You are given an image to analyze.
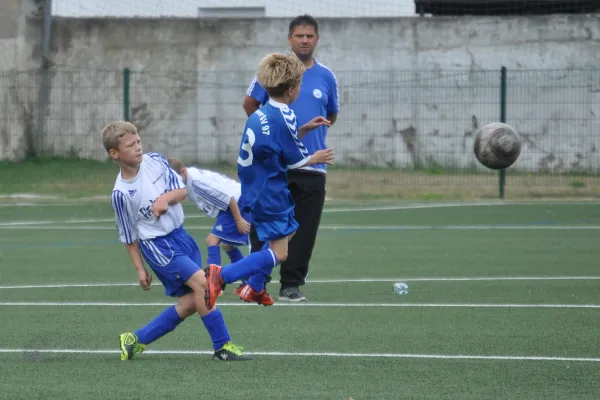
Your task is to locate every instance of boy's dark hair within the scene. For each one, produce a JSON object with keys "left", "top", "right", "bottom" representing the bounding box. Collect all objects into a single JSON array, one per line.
[{"left": 288, "top": 14, "right": 319, "bottom": 36}]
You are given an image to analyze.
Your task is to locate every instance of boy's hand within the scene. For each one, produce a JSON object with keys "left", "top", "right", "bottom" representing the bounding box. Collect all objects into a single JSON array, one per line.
[
  {"left": 311, "top": 148, "right": 336, "bottom": 165},
  {"left": 236, "top": 218, "right": 251, "bottom": 234},
  {"left": 137, "top": 268, "right": 152, "bottom": 291},
  {"left": 152, "top": 197, "right": 169, "bottom": 218},
  {"left": 301, "top": 116, "right": 331, "bottom": 132}
]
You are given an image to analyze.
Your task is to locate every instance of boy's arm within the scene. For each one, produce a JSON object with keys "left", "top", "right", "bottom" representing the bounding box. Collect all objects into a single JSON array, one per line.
[
  {"left": 297, "top": 125, "right": 311, "bottom": 140},
  {"left": 160, "top": 188, "right": 188, "bottom": 205},
  {"left": 228, "top": 197, "right": 250, "bottom": 233},
  {"left": 281, "top": 122, "right": 334, "bottom": 168},
  {"left": 125, "top": 241, "right": 152, "bottom": 290},
  {"left": 147, "top": 152, "right": 188, "bottom": 217},
  {"left": 300, "top": 149, "right": 335, "bottom": 166},
  {"left": 298, "top": 117, "right": 332, "bottom": 140},
  {"left": 228, "top": 197, "right": 243, "bottom": 222},
  {"left": 112, "top": 190, "right": 151, "bottom": 290},
  {"left": 152, "top": 188, "right": 187, "bottom": 218}
]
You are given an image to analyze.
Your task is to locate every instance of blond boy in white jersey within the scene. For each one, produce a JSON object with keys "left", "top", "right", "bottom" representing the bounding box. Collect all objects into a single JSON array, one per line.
[{"left": 103, "top": 121, "right": 252, "bottom": 361}]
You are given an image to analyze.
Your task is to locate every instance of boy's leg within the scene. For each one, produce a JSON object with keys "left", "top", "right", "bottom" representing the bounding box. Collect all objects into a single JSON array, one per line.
[
  {"left": 183, "top": 232, "right": 252, "bottom": 361},
  {"left": 184, "top": 267, "right": 251, "bottom": 361},
  {"left": 223, "top": 244, "right": 245, "bottom": 264},
  {"left": 121, "top": 234, "right": 250, "bottom": 361},
  {"left": 206, "top": 233, "right": 222, "bottom": 267},
  {"left": 221, "top": 244, "right": 247, "bottom": 294},
  {"left": 246, "top": 241, "right": 278, "bottom": 292},
  {"left": 237, "top": 215, "right": 298, "bottom": 305},
  {"left": 118, "top": 255, "right": 191, "bottom": 361},
  {"left": 205, "top": 247, "right": 277, "bottom": 308},
  {"left": 211, "top": 209, "right": 248, "bottom": 266}
]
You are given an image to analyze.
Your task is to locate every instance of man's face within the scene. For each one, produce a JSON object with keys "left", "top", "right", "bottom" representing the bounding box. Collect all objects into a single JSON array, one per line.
[{"left": 288, "top": 24, "right": 319, "bottom": 60}]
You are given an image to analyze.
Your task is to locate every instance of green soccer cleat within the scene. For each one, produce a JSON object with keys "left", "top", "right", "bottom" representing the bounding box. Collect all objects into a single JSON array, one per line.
[
  {"left": 213, "top": 342, "right": 253, "bottom": 361},
  {"left": 118, "top": 332, "right": 146, "bottom": 361}
]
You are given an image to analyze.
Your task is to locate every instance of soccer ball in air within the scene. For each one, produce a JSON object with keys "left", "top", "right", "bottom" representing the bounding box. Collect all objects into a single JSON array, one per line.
[{"left": 473, "top": 122, "right": 522, "bottom": 170}]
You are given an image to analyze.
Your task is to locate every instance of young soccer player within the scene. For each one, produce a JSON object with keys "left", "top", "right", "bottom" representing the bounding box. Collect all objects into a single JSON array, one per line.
[
  {"left": 167, "top": 158, "right": 250, "bottom": 273},
  {"left": 204, "top": 53, "right": 335, "bottom": 307},
  {"left": 103, "top": 121, "right": 252, "bottom": 361}
]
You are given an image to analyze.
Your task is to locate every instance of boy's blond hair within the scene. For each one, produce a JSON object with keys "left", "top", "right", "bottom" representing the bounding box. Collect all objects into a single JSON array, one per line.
[
  {"left": 167, "top": 157, "right": 186, "bottom": 172},
  {"left": 101, "top": 121, "right": 138, "bottom": 153},
  {"left": 256, "top": 53, "right": 306, "bottom": 98}
]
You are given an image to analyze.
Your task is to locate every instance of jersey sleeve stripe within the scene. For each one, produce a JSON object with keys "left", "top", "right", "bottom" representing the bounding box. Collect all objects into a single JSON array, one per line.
[
  {"left": 148, "top": 152, "right": 184, "bottom": 190},
  {"left": 281, "top": 109, "right": 310, "bottom": 158},
  {"left": 288, "top": 156, "right": 311, "bottom": 170},
  {"left": 194, "top": 181, "right": 232, "bottom": 205},
  {"left": 111, "top": 190, "right": 133, "bottom": 244},
  {"left": 167, "top": 168, "right": 183, "bottom": 190},
  {"left": 333, "top": 74, "right": 340, "bottom": 111},
  {"left": 192, "top": 182, "right": 229, "bottom": 210},
  {"left": 246, "top": 76, "right": 257, "bottom": 96}
]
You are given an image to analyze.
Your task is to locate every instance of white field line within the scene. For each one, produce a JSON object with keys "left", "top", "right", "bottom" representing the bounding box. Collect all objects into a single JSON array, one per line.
[
  {"left": 0, "top": 202, "right": 475, "bottom": 226},
  {"left": 0, "top": 301, "right": 598, "bottom": 309},
  {"left": 0, "top": 348, "right": 598, "bottom": 362},
  {"left": 1, "top": 200, "right": 598, "bottom": 228},
  {"left": 0, "top": 276, "right": 599, "bottom": 290},
  {"left": 1, "top": 199, "right": 598, "bottom": 208},
  {"left": 0, "top": 200, "right": 503, "bottom": 209},
  {"left": 2, "top": 224, "right": 600, "bottom": 230}
]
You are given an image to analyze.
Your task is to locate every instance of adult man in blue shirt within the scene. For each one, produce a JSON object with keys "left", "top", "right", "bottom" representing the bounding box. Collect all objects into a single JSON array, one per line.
[{"left": 242, "top": 14, "right": 340, "bottom": 302}]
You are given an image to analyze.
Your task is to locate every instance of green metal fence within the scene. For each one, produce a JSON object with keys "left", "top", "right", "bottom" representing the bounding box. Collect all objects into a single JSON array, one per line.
[{"left": 0, "top": 67, "right": 598, "bottom": 200}]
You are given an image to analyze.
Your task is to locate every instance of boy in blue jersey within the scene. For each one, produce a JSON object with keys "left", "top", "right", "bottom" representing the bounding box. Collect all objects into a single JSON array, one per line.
[
  {"left": 204, "top": 53, "right": 335, "bottom": 307},
  {"left": 243, "top": 15, "right": 339, "bottom": 302},
  {"left": 102, "top": 121, "right": 252, "bottom": 361}
]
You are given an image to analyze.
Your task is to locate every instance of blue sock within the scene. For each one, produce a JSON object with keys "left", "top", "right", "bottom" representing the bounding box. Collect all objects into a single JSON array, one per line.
[
  {"left": 135, "top": 305, "right": 183, "bottom": 345},
  {"left": 248, "top": 248, "right": 278, "bottom": 292},
  {"left": 226, "top": 248, "right": 244, "bottom": 264},
  {"left": 226, "top": 248, "right": 246, "bottom": 283},
  {"left": 207, "top": 245, "right": 221, "bottom": 266},
  {"left": 220, "top": 250, "right": 277, "bottom": 284},
  {"left": 201, "top": 308, "right": 231, "bottom": 351}
]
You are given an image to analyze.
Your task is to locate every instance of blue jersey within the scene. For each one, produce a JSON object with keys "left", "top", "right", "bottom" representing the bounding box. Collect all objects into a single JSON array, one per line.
[
  {"left": 237, "top": 99, "right": 311, "bottom": 222},
  {"left": 246, "top": 59, "right": 339, "bottom": 174}
]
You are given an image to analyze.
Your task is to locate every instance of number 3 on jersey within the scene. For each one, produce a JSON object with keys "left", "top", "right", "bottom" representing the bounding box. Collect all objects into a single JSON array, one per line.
[{"left": 238, "top": 127, "right": 255, "bottom": 167}]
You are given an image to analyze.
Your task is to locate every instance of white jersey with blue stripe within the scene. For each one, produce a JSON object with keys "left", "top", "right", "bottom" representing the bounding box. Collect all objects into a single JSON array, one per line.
[
  {"left": 185, "top": 167, "right": 241, "bottom": 218},
  {"left": 111, "top": 152, "right": 185, "bottom": 244}
]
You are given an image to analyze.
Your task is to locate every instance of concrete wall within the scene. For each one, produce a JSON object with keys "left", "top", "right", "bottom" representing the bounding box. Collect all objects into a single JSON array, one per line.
[
  {"left": 0, "top": 0, "right": 45, "bottom": 161},
  {"left": 2, "top": 11, "right": 600, "bottom": 172}
]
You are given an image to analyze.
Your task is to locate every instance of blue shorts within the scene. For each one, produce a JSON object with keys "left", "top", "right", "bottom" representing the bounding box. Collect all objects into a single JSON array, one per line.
[
  {"left": 210, "top": 209, "right": 252, "bottom": 246},
  {"left": 138, "top": 226, "right": 201, "bottom": 298},
  {"left": 254, "top": 212, "right": 299, "bottom": 242}
]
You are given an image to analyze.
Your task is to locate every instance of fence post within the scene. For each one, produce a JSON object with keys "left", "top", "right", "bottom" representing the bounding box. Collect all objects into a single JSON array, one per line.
[
  {"left": 123, "top": 68, "right": 130, "bottom": 121},
  {"left": 499, "top": 66, "right": 507, "bottom": 199}
]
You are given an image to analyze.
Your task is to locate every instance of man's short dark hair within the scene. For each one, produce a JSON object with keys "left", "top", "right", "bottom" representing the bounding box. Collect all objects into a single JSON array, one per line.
[{"left": 288, "top": 14, "right": 319, "bottom": 36}]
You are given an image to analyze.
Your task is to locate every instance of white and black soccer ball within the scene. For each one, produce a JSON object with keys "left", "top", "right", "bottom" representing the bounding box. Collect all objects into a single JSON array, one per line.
[{"left": 473, "top": 122, "right": 522, "bottom": 170}]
